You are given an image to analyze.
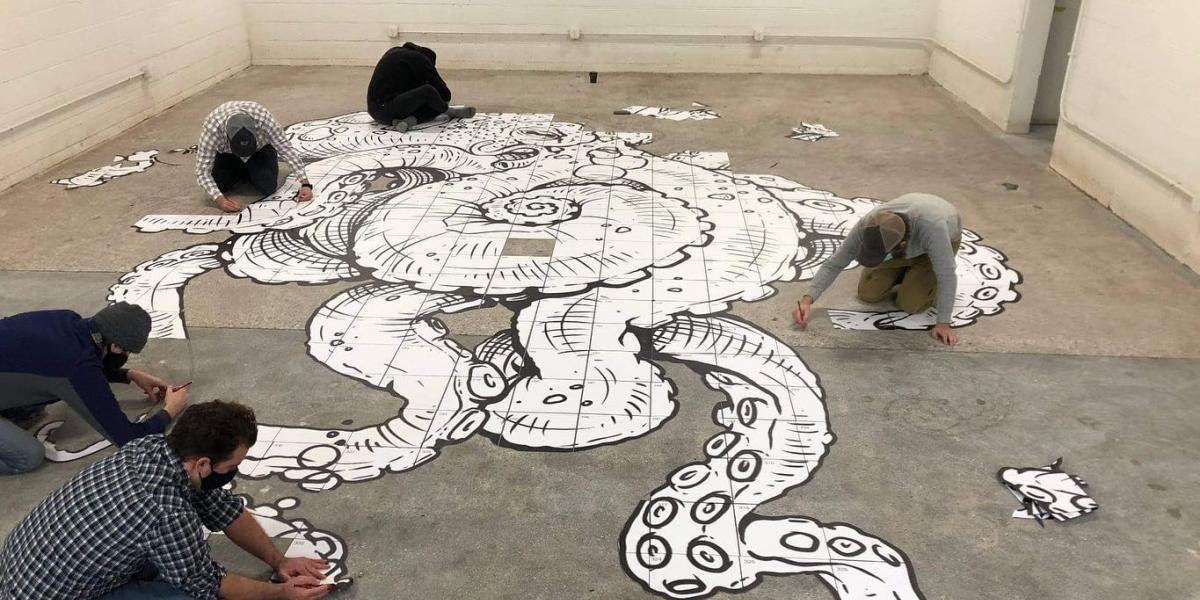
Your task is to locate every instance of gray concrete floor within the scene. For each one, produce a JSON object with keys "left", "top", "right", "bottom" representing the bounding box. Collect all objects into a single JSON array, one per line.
[{"left": 2, "top": 68, "right": 1199, "bottom": 599}]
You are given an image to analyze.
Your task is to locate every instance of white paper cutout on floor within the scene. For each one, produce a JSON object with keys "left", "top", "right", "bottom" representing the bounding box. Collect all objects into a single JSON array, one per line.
[
  {"left": 999, "top": 459, "right": 1098, "bottom": 525},
  {"left": 51, "top": 146, "right": 200, "bottom": 189},
  {"left": 89, "top": 110, "right": 1023, "bottom": 600},
  {"left": 204, "top": 486, "right": 352, "bottom": 585},
  {"left": 617, "top": 106, "right": 721, "bottom": 121},
  {"left": 788, "top": 123, "right": 839, "bottom": 142},
  {"left": 662, "top": 151, "right": 730, "bottom": 172}
]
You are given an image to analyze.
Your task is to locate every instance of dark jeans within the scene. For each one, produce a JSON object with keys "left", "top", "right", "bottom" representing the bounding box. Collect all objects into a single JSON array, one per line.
[
  {"left": 96, "top": 566, "right": 189, "bottom": 600},
  {"left": 212, "top": 144, "right": 279, "bottom": 196},
  {"left": 369, "top": 84, "right": 447, "bottom": 124}
]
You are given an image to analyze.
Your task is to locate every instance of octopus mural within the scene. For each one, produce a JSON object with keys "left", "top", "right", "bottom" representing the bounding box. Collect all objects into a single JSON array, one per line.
[{"left": 90, "top": 111, "right": 1023, "bottom": 599}]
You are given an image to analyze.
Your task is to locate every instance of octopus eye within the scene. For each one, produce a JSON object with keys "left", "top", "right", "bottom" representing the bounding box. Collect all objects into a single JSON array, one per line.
[
  {"left": 670, "top": 464, "right": 712, "bottom": 489},
  {"left": 643, "top": 498, "right": 679, "bottom": 528},
  {"left": 727, "top": 450, "right": 762, "bottom": 482},
  {"left": 780, "top": 531, "right": 820, "bottom": 552},
  {"left": 828, "top": 536, "right": 866, "bottom": 557},
  {"left": 636, "top": 534, "right": 671, "bottom": 569},
  {"left": 686, "top": 539, "right": 732, "bottom": 573},
  {"left": 703, "top": 432, "right": 741, "bottom": 458},
  {"left": 691, "top": 493, "right": 731, "bottom": 525},
  {"left": 736, "top": 398, "right": 760, "bottom": 427}
]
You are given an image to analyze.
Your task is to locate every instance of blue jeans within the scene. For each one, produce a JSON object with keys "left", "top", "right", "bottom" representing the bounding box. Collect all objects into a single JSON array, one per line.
[
  {"left": 95, "top": 579, "right": 193, "bottom": 600},
  {"left": 0, "top": 417, "right": 44, "bottom": 475}
]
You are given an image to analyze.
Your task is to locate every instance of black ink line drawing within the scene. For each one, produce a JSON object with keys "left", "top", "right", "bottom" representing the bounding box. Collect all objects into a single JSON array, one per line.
[
  {"left": 616, "top": 106, "right": 721, "bottom": 121},
  {"left": 51, "top": 146, "right": 201, "bottom": 188},
  {"left": 788, "top": 123, "right": 839, "bottom": 142},
  {"left": 999, "top": 458, "right": 1098, "bottom": 524},
  {"left": 51, "top": 111, "right": 1022, "bottom": 599}
]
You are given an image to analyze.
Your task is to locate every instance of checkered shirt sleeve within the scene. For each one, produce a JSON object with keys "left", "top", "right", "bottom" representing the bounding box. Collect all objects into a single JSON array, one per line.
[
  {"left": 142, "top": 499, "right": 228, "bottom": 600},
  {"left": 194, "top": 101, "right": 307, "bottom": 201},
  {"left": 0, "top": 436, "right": 245, "bottom": 600}
]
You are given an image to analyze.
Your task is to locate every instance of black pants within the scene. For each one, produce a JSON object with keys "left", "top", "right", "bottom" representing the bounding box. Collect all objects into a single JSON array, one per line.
[
  {"left": 212, "top": 144, "right": 279, "bottom": 196},
  {"left": 369, "top": 84, "right": 447, "bottom": 125}
]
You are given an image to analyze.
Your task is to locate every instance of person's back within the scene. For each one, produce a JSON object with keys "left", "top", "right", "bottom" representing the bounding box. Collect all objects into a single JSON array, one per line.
[
  {"left": 366, "top": 42, "right": 472, "bottom": 128},
  {"left": 367, "top": 45, "right": 437, "bottom": 108},
  {"left": 0, "top": 310, "right": 105, "bottom": 421}
]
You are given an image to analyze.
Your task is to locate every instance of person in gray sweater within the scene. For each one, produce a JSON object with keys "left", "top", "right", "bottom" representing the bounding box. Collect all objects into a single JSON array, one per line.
[{"left": 794, "top": 193, "right": 963, "bottom": 346}]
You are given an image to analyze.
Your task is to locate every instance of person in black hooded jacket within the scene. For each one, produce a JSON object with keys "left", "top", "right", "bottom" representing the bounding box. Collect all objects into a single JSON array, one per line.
[{"left": 367, "top": 42, "right": 476, "bottom": 131}]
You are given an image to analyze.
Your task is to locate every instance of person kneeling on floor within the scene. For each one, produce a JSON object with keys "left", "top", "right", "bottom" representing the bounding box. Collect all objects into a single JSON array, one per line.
[
  {"left": 367, "top": 42, "right": 476, "bottom": 131},
  {"left": 0, "top": 400, "right": 332, "bottom": 600},
  {"left": 793, "top": 193, "right": 963, "bottom": 346},
  {"left": 196, "top": 100, "right": 315, "bottom": 213},
  {"left": 0, "top": 303, "right": 188, "bottom": 475}
]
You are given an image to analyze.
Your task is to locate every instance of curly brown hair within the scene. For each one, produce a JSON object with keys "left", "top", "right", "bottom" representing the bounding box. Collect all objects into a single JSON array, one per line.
[{"left": 166, "top": 400, "right": 258, "bottom": 463}]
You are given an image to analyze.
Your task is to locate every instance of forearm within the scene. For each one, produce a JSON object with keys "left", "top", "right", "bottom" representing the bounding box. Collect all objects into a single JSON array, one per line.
[
  {"left": 224, "top": 510, "right": 285, "bottom": 571},
  {"left": 196, "top": 157, "right": 222, "bottom": 201},
  {"left": 220, "top": 572, "right": 287, "bottom": 600},
  {"left": 804, "top": 263, "right": 839, "bottom": 302},
  {"left": 933, "top": 266, "right": 957, "bottom": 323}
]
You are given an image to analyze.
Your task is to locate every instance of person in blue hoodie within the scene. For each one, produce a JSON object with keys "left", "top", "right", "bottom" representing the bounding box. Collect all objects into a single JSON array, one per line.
[{"left": 0, "top": 303, "right": 189, "bottom": 474}]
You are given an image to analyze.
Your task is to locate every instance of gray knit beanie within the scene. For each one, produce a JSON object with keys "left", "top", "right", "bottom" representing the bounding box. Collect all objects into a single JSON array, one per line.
[{"left": 90, "top": 303, "right": 152, "bottom": 353}]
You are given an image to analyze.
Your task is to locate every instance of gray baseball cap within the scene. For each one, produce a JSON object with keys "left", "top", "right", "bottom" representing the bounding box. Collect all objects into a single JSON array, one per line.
[{"left": 225, "top": 112, "right": 258, "bottom": 159}]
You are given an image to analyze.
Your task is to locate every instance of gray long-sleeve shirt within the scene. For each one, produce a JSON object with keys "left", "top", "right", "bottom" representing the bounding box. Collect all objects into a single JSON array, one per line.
[{"left": 806, "top": 193, "right": 962, "bottom": 324}]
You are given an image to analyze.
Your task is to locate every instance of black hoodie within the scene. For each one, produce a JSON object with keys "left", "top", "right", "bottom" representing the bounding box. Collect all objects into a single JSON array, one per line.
[{"left": 367, "top": 42, "right": 452, "bottom": 107}]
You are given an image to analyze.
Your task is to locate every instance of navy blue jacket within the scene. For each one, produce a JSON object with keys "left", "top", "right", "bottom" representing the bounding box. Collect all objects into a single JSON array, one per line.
[{"left": 0, "top": 310, "right": 168, "bottom": 444}]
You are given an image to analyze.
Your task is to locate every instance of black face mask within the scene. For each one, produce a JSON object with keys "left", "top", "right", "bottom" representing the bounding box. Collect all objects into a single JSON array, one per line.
[
  {"left": 101, "top": 347, "right": 128, "bottom": 376},
  {"left": 200, "top": 467, "right": 239, "bottom": 491}
]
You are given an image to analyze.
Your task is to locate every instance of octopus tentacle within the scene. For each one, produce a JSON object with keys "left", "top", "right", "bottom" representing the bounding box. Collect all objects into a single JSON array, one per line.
[
  {"left": 108, "top": 243, "right": 223, "bottom": 339},
  {"left": 481, "top": 289, "right": 677, "bottom": 450},
  {"left": 242, "top": 282, "right": 507, "bottom": 491},
  {"left": 621, "top": 314, "right": 923, "bottom": 600}
]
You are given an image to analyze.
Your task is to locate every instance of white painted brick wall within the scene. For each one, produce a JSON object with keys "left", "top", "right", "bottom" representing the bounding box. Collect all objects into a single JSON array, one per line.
[
  {"left": 241, "top": 0, "right": 937, "bottom": 72},
  {"left": 0, "top": 0, "right": 251, "bottom": 191},
  {"left": 1051, "top": 0, "right": 1199, "bottom": 272}
]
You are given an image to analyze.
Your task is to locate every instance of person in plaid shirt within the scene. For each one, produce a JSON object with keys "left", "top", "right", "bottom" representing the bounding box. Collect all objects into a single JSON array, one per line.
[
  {"left": 195, "top": 100, "right": 314, "bottom": 214},
  {"left": 0, "top": 401, "right": 331, "bottom": 600}
]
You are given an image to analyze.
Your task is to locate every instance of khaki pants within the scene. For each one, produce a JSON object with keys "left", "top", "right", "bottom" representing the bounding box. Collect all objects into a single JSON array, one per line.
[{"left": 856, "top": 242, "right": 959, "bottom": 314}]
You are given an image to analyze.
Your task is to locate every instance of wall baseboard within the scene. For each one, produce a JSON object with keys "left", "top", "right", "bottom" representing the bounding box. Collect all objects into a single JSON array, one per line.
[{"left": 1051, "top": 120, "right": 1198, "bottom": 273}]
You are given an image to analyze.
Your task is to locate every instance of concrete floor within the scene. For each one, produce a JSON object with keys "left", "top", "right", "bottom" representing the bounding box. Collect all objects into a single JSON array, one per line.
[{"left": 2, "top": 67, "right": 1199, "bottom": 599}]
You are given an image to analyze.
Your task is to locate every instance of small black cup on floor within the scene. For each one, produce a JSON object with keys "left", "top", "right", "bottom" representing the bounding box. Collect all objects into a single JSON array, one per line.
[{"left": 589, "top": 71, "right": 598, "bottom": 84}]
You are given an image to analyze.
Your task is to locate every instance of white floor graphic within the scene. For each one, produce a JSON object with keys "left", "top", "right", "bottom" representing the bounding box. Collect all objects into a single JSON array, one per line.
[
  {"left": 51, "top": 147, "right": 197, "bottom": 189},
  {"left": 48, "top": 111, "right": 1023, "bottom": 599},
  {"left": 788, "top": 123, "right": 839, "bottom": 142},
  {"left": 616, "top": 106, "right": 721, "bottom": 121}
]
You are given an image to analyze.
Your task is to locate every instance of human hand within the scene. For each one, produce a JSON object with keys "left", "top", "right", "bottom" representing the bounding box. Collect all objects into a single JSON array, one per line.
[
  {"left": 282, "top": 576, "right": 331, "bottom": 600},
  {"left": 276, "top": 557, "right": 330, "bottom": 582},
  {"left": 217, "top": 195, "right": 242, "bottom": 213},
  {"left": 296, "top": 184, "right": 314, "bottom": 202},
  {"left": 128, "top": 370, "right": 168, "bottom": 403},
  {"left": 163, "top": 385, "right": 189, "bottom": 419},
  {"left": 931, "top": 323, "right": 958, "bottom": 346},
  {"left": 792, "top": 296, "right": 814, "bottom": 329}
]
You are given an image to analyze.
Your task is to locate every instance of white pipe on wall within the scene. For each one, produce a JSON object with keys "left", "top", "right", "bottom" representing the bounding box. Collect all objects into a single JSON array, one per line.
[
  {"left": 929, "top": 0, "right": 1032, "bottom": 85},
  {"left": 1055, "top": 0, "right": 1195, "bottom": 211},
  {"left": 0, "top": 69, "right": 147, "bottom": 138}
]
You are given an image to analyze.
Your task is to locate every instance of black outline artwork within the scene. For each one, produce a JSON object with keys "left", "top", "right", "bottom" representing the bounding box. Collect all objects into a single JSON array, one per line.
[
  {"left": 998, "top": 458, "right": 1098, "bottom": 524},
  {"left": 50, "top": 147, "right": 198, "bottom": 189},
  {"left": 616, "top": 106, "right": 721, "bottom": 121},
  {"left": 787, "top": 123, "right": 839, "bottom": 142},
  {"left": 57, "top": 111, "right": 1022, "bottom": 599}
]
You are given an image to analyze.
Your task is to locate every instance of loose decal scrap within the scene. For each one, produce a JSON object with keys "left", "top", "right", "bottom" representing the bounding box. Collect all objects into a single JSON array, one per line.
[
  {"left": 788, "top": 123, "right": 839, "bottom": 142},
  {"left": 616, "top": 106, "right": 721, "bottom": 121},
  {"left": 41, "top": 111, "right": 1024, "bottom": 598},
  {"left": 51, "top": 147, "right": 199, "bottom": 189},
  {"left": 999, "top": 458, "right": 1098, "bottom": 525}
]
